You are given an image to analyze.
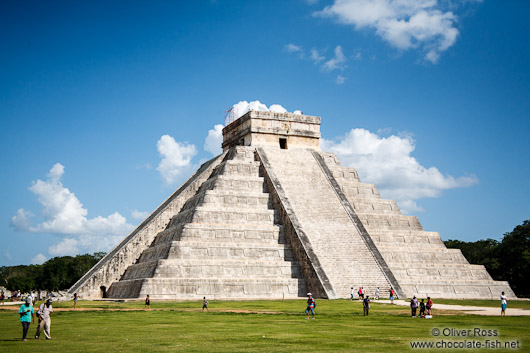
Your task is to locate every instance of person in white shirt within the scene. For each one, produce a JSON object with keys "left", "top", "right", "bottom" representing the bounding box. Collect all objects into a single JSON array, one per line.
[
  {"left": 35, "top": 299, "right": 53, "bottom": 339},
  {"left": 500, "top": 292, "right": 507, "bottom": 317}
]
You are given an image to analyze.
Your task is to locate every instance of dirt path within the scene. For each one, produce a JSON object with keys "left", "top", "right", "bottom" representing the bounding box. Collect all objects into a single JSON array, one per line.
[{"left": 375, "top": 299, "right": 530, "bottom": 316}]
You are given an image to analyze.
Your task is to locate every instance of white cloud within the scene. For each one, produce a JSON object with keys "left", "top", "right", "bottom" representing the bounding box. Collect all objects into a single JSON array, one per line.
[
  {"left": 323, "top": 45, "right": 346, "bottom": 71},
  {"left": 289, "top": 45, "right": 348, "bottom": 83},
  {"left": 230, "top": 101, "right": 300, "bottom": 119},
  {"left": 131, "top": 209, "right": 150, "bottom": 220},
  {"left": 10, "top": 208, "right": 34, "bottom": 231},
  {"left": 315, "top": 0, "right": 461, "bottom": 63},
  {"left": 11, "top": 163, "right": 135, "bottom": 257},
  {"left": 321, "top": 128, "right": 478, "bottom": 213},
  {"left": 285, "top": 43, "right": 303, "bottom": 53},
  {"left": 48, "top": 238, "right": 79, "bottom": 257},
  {"left": 48, "top": 234, "right": 123, "bottom": 257},
  {"left": 310, "top": 48, "right": 325, "bottom": 64},
  {"left": 30, "top": 253, "right": 47, "bottom": 265},
  {"left": 204, "top": 124, "right": 224, "bottom": 156},
  {"left": 157, "top": 135, "right": 197, "bottom": 184}
]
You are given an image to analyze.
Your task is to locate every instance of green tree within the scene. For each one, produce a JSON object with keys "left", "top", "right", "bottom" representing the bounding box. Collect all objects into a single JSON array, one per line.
[
  {"left": 445, "top": 220, "right": 530, "bottom": 297},
  {"left": 497, "top": 220, "right": 530, "bottom": 296}
]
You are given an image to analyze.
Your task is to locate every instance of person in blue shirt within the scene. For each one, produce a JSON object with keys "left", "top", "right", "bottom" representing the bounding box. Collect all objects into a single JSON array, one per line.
[
  {"left": 18, "top": 297, "right": 34, "bottom": 341},
  {"left": 305, "top": 293, "right": 316, "bottom": 320},
  {"left": 363, "top": 295, "right": 371, "bottom": 316}
]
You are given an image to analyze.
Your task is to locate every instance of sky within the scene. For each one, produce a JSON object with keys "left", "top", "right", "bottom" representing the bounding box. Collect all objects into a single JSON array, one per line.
[{"left": 1, "top": 0, "right": 529, "bottom": 266}]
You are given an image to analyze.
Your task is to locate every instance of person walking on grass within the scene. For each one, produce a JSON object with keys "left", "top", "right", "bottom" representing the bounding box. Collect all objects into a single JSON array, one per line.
[
  {"left": 375, "top": 287, "right": 380, "bottom": 300},
  {"left": 18, "top": 297, "right": 34, "bottom": 341},
  {"left": 350, "top": 287, "right": 354, "bottom": 301},
  {"left": 202, "top": 297, "right": 209, "bottom": 312},
  {"left": 35, "top": 298, "right": 53, "bottom": 339},
  {"left": 363, "top": 295, "right": 371, "bottom": 316},
  {"left": 419, "top": 299, "right": 426, "bottom": 318},
  {"left": 500, "top": 292, "right": 507, "bottom": 316},
  {"left": 145, "top": 295, "right": 150, "bottom": 310},
  {"left": 410, "top": 296, "right": 418, "bottom": 317},
  {"left": 389, "top": 288, "right": 395, "bottom": 304},
  {"left": 73, "top": 293, "right": 78, "bottom": 310},
  {"left": 305, "top": 293, "right": 316, "bottom": 320}
]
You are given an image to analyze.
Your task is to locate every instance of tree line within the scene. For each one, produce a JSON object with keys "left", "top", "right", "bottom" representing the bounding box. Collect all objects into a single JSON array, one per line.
[
  {"left": 445, "top": 220, "right": 530, "bottom": 297},
  {"left": 0, "top": 252, "right": 105, "bottom": 293}
]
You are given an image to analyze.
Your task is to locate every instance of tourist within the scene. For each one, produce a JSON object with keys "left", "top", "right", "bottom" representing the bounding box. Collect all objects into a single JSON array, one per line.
[
  {"left": 389, "top": 288, "right": 395, "bottom": 304},
  {"left": 375, "top": 287, "right": 380, "bottom": 300},
  {"left": 419, "top": 299, "right": 426, "bottom": 318},
  {"left": 363, "top": 295, "right": 370, "bottom": 316},
  {"left": 500, "top": 291, "right": 507, "bottom": 316},
  {"left": 1, "top": 290, "right": 4, "bottom": 305},
  {"left": 35, "top": 298, "right": 53, "bottom": 339},
  {"left": 305, "top": 293, "right": 316, "bottom": 320},
  {"left": 350, "top": 287, "right": 354, "bottom": 301},
  {"left": 410, "top": 296, "right": 418, "bottom": 317},
  {"left": 74, "top": 293, "right": 78, "bottom": 310},
  {"left": 359, "top": 286, "right": 364, "bottom": 300},
  {"left": 426, "top": 297, "right": 433, "bottom": 316},
  {"left": 145, "top": 295, "right": 150, "bottom": 310},
  {"left": 18, "top": 297, "right": 34, "bottom": 341},
  {"left": 202, "top": 297, "right": 209, "bottom": 311}
]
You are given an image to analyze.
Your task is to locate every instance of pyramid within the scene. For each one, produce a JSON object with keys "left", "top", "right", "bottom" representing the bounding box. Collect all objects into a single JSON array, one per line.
[{"left": 70, "top": 111, "right": 515, "bottom": 299}]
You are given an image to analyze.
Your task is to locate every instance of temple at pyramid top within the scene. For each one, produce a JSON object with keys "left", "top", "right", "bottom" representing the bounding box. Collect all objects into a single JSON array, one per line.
[{"left": 222, "top": 111, "right": 321, "bottom": 151}]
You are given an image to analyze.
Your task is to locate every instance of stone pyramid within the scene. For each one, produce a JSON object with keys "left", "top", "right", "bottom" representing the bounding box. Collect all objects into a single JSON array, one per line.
[{"left": 70, "top": 111, "right": 515, "bottom": 300}]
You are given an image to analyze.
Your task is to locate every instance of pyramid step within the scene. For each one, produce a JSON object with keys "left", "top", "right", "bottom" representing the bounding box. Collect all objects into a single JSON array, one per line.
[
  {"left": 200, "top": 174, "right": 266, "bottom": 193},
  {"left": 139, "top": 277, "right": 306, "bottom": 299},
  {"left": 167, "top": 242, "right": 294, "bottom": 261},
  {"left": 180, "top": 223, "right": 283, "bottom": 243},
  {"left": 216, "top": 159, "right": 261, "bottom": 176},
  {"left": 169, "top": 207, "right": 278, "bottom": 227},
  {"left": 153, "top": 260, "right": 301, "bottom": 279}
]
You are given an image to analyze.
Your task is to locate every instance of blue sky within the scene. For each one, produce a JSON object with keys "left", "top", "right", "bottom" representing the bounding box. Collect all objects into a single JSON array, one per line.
[{"left": 1, "top": 0, "right": 529, "bottom": 266}]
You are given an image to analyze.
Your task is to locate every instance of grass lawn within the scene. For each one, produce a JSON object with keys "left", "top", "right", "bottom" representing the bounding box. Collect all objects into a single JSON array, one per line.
[{"left": 1, "top": 299, "right": 528, "bottom": 352}]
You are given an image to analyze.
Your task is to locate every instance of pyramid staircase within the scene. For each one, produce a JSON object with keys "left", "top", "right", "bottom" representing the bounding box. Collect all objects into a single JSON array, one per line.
[{"left": 320, "top": 152, "right": 516, "bottom": 299}]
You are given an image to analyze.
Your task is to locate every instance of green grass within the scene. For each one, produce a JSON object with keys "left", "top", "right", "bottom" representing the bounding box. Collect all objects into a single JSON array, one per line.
[{"left": 1, "top": 299, "right": 528, "bottom": 352}]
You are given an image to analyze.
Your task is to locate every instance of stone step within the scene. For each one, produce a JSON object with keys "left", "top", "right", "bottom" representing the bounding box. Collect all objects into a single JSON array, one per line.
[
  {"left": 177, "top": 188, "right": 272, "bottom": 214},
  {"left": 122, "top": 258, "right": 302, "bottom": 280},
  {"left": 153, "top": 260, "right": 301, "bottom": 279},
  {"left": 166, "top": 242, "right": 294, "bottom": 261},
  {"left": 371, "top": 232, "right": 444, "bottom": 245},
  {"left": 179, "top": 223, "right": 284, "bottom": 243},
  {"left": 360, "top": 215, "right": 423, "bottom": 231},
  {"left": 200, "top": 174, "right": 267, "bottom": 193},
  {"left": 382, "top": 252, "right": 468, "bottom": 264},
  {"left": 201, "top": 190, "right": 272, "bottom": 208},
  {"left": 138, "top": 277, "right": 306, "bottom": 299},
  {"left": 150, "top": 221, "right": 284, "bottom": 247},
  {"left": 168, "top": 207, "right": 278, "bottom": 227},
  {"left": 216, "top": 159, "right": 261, "bottom": 176}
]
